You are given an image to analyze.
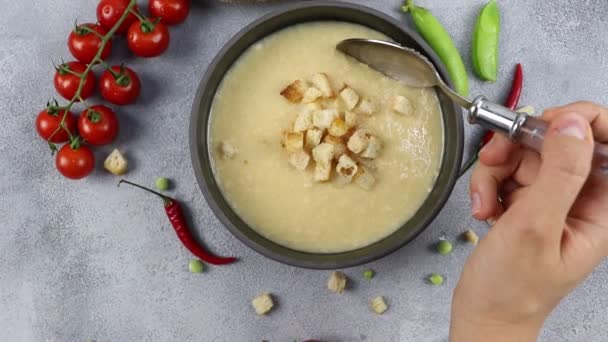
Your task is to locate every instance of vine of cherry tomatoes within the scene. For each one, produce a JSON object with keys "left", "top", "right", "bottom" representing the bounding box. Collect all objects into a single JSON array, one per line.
[{"left": 35, "top": 0, "right": 191, "bottom": 180}]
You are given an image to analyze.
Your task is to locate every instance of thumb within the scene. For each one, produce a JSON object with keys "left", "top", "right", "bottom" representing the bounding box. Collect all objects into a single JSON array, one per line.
[{"left": 526, "top": 112, "right": 594, "bottom": 227}]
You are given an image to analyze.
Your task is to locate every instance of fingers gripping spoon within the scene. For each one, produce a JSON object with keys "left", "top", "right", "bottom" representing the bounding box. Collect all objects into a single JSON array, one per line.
[{"left": 337, "top": 38, "right": 608, "bottom": 177}]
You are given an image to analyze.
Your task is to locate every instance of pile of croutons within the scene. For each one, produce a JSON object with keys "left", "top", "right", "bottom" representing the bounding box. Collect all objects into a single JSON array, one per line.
[{"left": 280, "top": 73, "right": 412, "bottom": 190}]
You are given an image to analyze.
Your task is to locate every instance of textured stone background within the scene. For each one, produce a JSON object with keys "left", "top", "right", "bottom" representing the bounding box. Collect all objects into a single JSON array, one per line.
[{"left": 1, "top": 0, "right": 607, "bottom": 341}]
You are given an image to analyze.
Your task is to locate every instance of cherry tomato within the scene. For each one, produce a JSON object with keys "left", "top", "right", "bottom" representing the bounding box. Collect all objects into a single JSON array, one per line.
[
  {"left": 97, "top": 0, "right": 139, "bottom": 35},
  {"left": 35, "top": 107, "right": 77, "bottom": 143},
  {"left": 54, "top": 61, "right": 96, "bottom": 101},
  {"left": 78, "top": 105, "right": 119, "bottom": 146},
  {"left": 100, "top": 65, "right": 141, "bottom": 105},
  {"left": 68, "top": 23, "right": 112, "bottom": 64},
  {"left": 127, "top": 20, "right": 170, "bottom": 57},
  {"left": 149, "top": 0, "right": 190, "bottom": 25},
  {"left": 56, "top": 143, "right": 95, "bottom": 179}
]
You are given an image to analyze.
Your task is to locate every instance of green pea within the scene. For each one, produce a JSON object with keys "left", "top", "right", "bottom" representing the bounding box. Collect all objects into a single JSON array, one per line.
[
  {"left": 437, "top": 240, "right": 453, "bottom": 255},
  {"left": 472, "top": 0, "right": 500, "bottom": 82},
  {"left": 155, "top": 177, "right": 171, "bottom": 191},
  {"left": 402, "top": 0, "right": 469, "bottom": 96},
  {"left": 363, "top": 269, "right": 375, "bottom": 280},
  {"left": 189, "top": 259, "right": 205, "bottom": 273},
  {"left": 429, "top": 273, "right": 444, "bottom": 285}
]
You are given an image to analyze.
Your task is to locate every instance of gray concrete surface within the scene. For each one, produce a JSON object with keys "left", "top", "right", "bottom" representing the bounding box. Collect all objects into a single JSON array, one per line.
[{"left": 1, "top": 0, "right": 607, "bottom": 341}]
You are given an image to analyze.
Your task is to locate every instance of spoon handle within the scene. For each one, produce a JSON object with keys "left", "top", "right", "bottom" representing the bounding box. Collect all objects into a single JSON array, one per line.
[{"left": 469, "top": 96, "right": 608, "bottom": 178}]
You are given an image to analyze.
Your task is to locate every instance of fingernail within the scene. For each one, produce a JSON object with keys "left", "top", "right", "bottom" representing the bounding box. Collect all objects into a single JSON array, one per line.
[
  {"left": 555, "top": 114, "right": 587, "bottom": 140},
  {"left": 471, "top": 192, "right": 481, "bottom": 215}
]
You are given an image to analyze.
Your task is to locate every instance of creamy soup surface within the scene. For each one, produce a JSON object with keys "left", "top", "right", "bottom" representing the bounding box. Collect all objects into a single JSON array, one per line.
[{"left": 209, "top": 22, "right": 444, "bottom": 253}]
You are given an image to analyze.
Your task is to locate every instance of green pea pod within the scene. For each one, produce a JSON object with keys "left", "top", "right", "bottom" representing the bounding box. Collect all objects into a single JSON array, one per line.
[
  {"left": 402, "top": 0, "right": 469, "bottom": 96},
  {"left": 472, "top": 0, "right": 500, "bottom": 82}
]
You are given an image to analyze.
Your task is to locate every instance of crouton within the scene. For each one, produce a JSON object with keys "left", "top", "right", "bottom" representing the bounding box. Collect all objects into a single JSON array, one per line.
[
  {"left": 392, "top": 95, "right": 413, "bottom": 115},
  {"left": 219, "top": 141, "right": 238, "bottom": 159},
  {"left": 311, "top": 73, "right": 334, "bottom": 98},
  {"left": 327, "top": 271, "right": 347, "bottom": 294},
  {"left": 370, "top": 296, "right": 388, "bottom": 314},
  {"left": 251, "top": 293, "right": 274, "bottom": 315},
  {"left": 356, "top": 98, "right": 377, "bottom": 116},
  {"left": 323, "top": 135, "right": 346, "bottom": 159},
  {"left": 312, "top": 143, "right": 335, "bottom": 165},
  {"left": 306, "top": 101, "right": 322, "bottom": 111},
  {"left": 347, "top": 129, "right": 370, "bottom": 154},
  {"left": 293, "top": 108, "right": 313, "bottom": 132},
  {"left": 464, "top": 229, "right": 479, "bottom": 246},
  {"left": 313, "top": 109, "right": 339, "bottom": 130},
  {"left": 339, "top": 86, "right": 360, "bottom": 110},
  {"left": 354, "top": 166, "right": 376, "bottom": 190},
  {"left": 305, "top": 127, "right": 323, "bottom": 149},
  {"left": 313, "top": 162, "right": 332, "bottom": 182},
  {"left": 280, "top": 80, "right": 307, "bottom": 103},
  {"left": 344, "top": 110, "right": 358, "bottom": 128},
  {"left": 302, "top": 86, "right": 323, "bottom": 103},
  {"left": 104, "top": 149, "right": 128, "bottom": 175},
  {"left": 360, "top": 136, "right": 382, "bottom": 159},
  {"left": 328, "top": 118, "right": 348, "bottom": 137},
  {"left": 336, "top": 154, "right": 358, "bottom": 181},
  {"left": 283, "top": 132, "right": 304, "bottom": 152},
  {"left": 288, "top": 150, "right": 310, "bottom": 171}
]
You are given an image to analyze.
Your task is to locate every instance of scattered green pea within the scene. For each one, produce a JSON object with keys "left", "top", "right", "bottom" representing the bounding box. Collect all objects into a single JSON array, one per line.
[
  {"left": 155, "top": 177, "right": 171, "bottom": 191},
  {"left": 189, "top": 259, "right": 205, "bottom": 273},
  {"left": 363, "top": 269, "right": 375, "bottom": 280},
  {"left": 429, "top": 273, "right": 444, "bottom": 285},
  {"left": 437, "top": 240, "right": 453, "bottom": 255}
]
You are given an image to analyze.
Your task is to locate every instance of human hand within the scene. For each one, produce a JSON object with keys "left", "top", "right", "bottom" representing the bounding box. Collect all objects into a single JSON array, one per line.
[{"left": 450, "top": 102, "right": 608, "bottom": 342}]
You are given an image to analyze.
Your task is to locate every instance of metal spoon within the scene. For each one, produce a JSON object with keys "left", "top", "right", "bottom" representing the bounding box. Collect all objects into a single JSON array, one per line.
[{"left": 337, "top": 38, "right": 608, "bottom": 177}]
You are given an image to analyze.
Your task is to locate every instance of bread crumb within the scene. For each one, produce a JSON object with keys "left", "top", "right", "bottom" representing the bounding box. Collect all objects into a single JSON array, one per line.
[
  {"left": 464, "top": 229, "right": 479, "bottom": 245},
  {"left": 219, "top": 141, "right": 237, "bottom": 159},
  {"left": 302, "top": 86, "right": 323, "bottom": 103},
  {"left": 360, "top": 136, "right": 382, "bottom": 159},
  {"left": 251, "top": 293, "right": 274, "bottom": 315},
  {"left": 344, "top": 110, "right": 357, "bottom": 128},
  {"left": 289, "top": 150, "right": 310, "bottom": 171},
  {"left": 327, "top": 271, "right": 347, "bottom": 294},
  {"left": 313, "top": 109, "right": 339, "bottom": 130},
  {"left": 311, "top": 73, "right": 334, "bottom": 98},
  {"left": 370, "top": 296, "right": 388, "bottom": 314},
  {"left": 283, "top": 132, "right": 304, "bottom": 152},
  {"left": 293, "top": 108, "right": 314, "bottom": 132},
  {"left": 323, "top": 135, "right": 346, "bottom": 159},
  {"left": 339, "top": 86, "right": 360, "bottom": 110},
  {"left": 354, "top": 166, "right": 376, "bottom": 190},
  {"left": 305, "top": 127, "right": 323, "bottom": 149},
  {"left": 336, "top": 154, "right": 358, "bottom": 182},
  {"left": 392, "top": 95, "right": 412, "bottom": 115},
  {"left": 104, "top": 149, "right": 128, "bottom": 175},
  {"left": 356, "top": 98, "right": 377, "bottom": 116},
  {"left": 347, "top": 129, "right": 370, "bottom": 154}
]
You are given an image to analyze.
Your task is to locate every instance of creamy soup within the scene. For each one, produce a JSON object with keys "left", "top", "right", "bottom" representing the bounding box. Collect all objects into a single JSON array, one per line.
[{"left": 209, "top": 22, "right": 444, "bottom": 253}]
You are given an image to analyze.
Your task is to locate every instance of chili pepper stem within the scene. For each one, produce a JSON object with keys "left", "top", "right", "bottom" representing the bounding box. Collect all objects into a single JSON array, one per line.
[
  {"left": 45, "top": 0, "right": 138, "bottom": 145},
  {"left": 118, "top": 179, "right": 172, "bottom": 204}
]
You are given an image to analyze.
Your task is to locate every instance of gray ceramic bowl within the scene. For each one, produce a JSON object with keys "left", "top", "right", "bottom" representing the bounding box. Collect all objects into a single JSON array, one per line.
[{"left": 189, "top": 1, "right": 464, "bottom": 269}]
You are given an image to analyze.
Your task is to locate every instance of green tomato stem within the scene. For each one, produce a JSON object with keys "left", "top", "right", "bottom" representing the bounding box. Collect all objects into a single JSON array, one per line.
[{"left": 46, "top": 0, "right": 138, "bottom": 146}]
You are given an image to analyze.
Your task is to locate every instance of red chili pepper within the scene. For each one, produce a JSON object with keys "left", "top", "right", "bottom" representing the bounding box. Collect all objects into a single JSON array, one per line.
[
  {"left": 481, "top": 63, "right": 524, "bottom": 146},
  {"left": 119, "top": 180, "right": 238, "bottom": 265}
]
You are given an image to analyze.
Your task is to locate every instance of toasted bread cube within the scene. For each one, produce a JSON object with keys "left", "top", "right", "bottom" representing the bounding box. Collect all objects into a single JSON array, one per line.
[
  {"left": 302, "top": 86, "right": 323, "bottom": 103},
  {"left": 336, "top": 154, "right": 358, "bottom": 181},
  {"left": 104, "top": 149, "right": 128, "bottom": 175},
  {"left": 280, "top": 80, "right": 307, "bottom": 103},
  {"left": 370, "top": 296, "right": 388, "bottom": 314},
  {"left": 293, "top": 109, "right": 313, "bottom": 132},
  {"left": 313, "top": 108, "right": 339, "bottom": 130},
  {"left": 311, "top": 73, "right": 333, "bottom": 98},
  {"left": 305, "top": 127, "right": 323, "bottom": 149},
  {"left": 327, "top": 271, "right": 347, "bottom": 294},
  {"left": 344, "top": 111, "right": 358, "bottom": 128},
  {"left": 283, "top": 132, "right": 304, "bottom": 152},
  {"left": 328, "top": 118, "right": 348, "bottom": 137},
  {"left": 251, "top": 293, "right": 274, "bottom": 315},
  {"left": 312, "top": 143, "right": 335, "bottom": 165},
  {"left": 464, "top": 229, "right": 479, "bottom": 246},
  {"left": 313, "top": 162, "right": 332, "bottom": 182},
  {"left": 323, "top": 135, "right": 346, "bottom": 159},
  {"left": 356, "top": 98, "right": 377, "bottom": 116},
  {"left": 392, "top": 95, "right": 413, "bottom": 115},
  {"left": 339, "top": 86, "right": 360, "bottom": 110},
  {"left": 347, "top": 129, "right": 370, "bottom": 154},
  {"left": 219, "top": 141, "right": 237, "bottom": 159},
  {"left": 354, "top": 166, "right": 376, "bottom": 190},
  {"left": 360, "top": 136, "right": 382, "bottom": 159},
  {"left": 289, "top": 150, "right": 310, "bottom": 171}
]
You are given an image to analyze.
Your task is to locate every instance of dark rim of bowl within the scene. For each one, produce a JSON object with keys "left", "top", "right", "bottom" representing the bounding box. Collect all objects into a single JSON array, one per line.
[{"left": 189, "top": 0, "right": 464, "bottom": 269}]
